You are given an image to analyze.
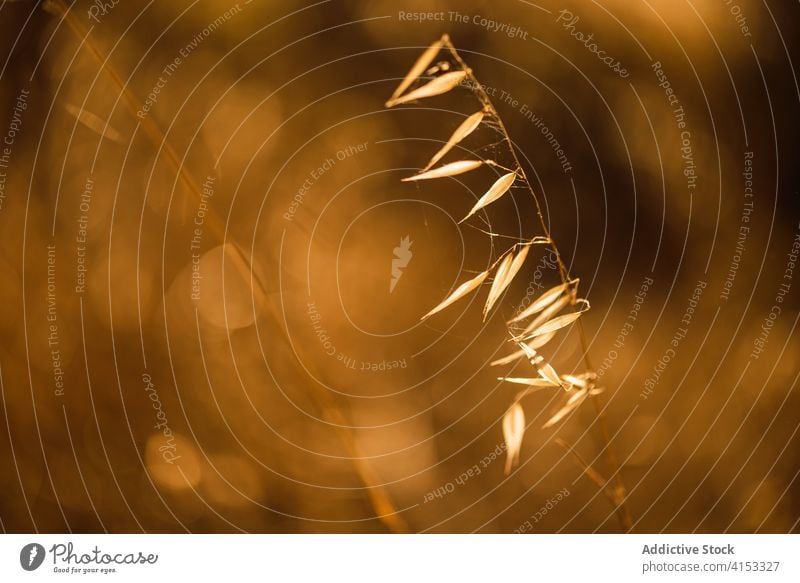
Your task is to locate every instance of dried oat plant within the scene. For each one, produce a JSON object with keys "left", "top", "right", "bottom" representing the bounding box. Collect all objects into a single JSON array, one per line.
[{"left": 386, "top": 35, "right": 632, "bottom": 530}]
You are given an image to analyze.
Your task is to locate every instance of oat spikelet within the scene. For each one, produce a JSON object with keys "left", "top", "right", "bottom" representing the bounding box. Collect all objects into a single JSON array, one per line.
[
  {"left": 421, "top": 269, "right": 488, "bottom": 320},
  {"left": 403, "top": 159, "right": 482, "bottom": 182},
  {"left": 503, "top": 245, "right": 530, "bottom": 283},
  {"left": 483, "top": 253, "right": 513, "bottom": 320},
  {"left": 537, "top": 361, "right": 562, "bottom": 387},
  {"left": 519, "top": 299, "right": 591, "bottom": 341},
  {"left": 386, "top": 70, "right": 467, "bottom": 107},
  {"left": 519, "top": 293, "right": 572, "bottom": 335},
  {"left": 503, "top": 403, "right": 526, "bottom": 474},
  {"left": 483, "top": 245, "right": 529, "bottom": 320},
  {"left": 516, "top": 343, "right": 562, "bottom": 387},
  {"left": 461, "top": 172, "right": 516, "bottom": 222},
  {"left": 508, "top": 281, "right": 572, "bottom": 324},
  {"left": 387, "top": 38, "right": 444, "bottom": 105},
  {"left": 422, "top": 110, "right": 485, "bottom": 171}
]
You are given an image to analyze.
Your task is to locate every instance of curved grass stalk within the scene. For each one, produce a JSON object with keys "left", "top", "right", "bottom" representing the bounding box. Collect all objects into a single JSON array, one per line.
[{"left": 388, "top": 34, "right": 632, "bottom": 531}]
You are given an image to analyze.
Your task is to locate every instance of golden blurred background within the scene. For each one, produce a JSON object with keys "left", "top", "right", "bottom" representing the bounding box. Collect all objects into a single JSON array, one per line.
[{"left": 0, "top": 0, "right": 798, "bottom": 533}]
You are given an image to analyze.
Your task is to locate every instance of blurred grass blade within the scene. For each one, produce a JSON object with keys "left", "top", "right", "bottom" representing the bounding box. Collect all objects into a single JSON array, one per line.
[
  {"left": 566, "top": 387, "right": 589, "bottom": 405},
  {"left": 421, "top": 269, "right": 488, "bottom": 320},
  {"left": 403, "top": 159, "right": 482, "bottom": 182},
  {"left": 386, "top": 70, "right": 467, "bottom": 107},
  {"left": 543, "top": 388, "right": 588, "bottom": 428},
  {"left": 503, "top": 403, "right": 526, "bottom": 474},
  {"left": 65, "top": 103, "right": 124, "bottom": 144},
  {"left": 561, "top": 373, "right": 595, "bottom": 388},
  {"left": 423, "top": 110, "right": 485, "bottom": 171}
]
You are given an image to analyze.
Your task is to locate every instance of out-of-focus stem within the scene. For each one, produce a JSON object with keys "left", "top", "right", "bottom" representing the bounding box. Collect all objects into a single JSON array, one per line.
[{"left": 47, "top": 0, "right": 406, "bottom": 533}]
